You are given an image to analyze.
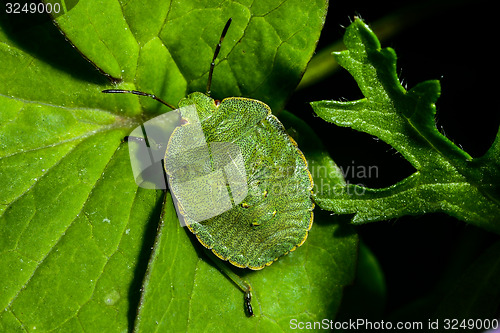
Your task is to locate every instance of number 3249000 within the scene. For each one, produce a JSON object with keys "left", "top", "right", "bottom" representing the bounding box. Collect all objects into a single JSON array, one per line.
[{"left": 5, "top": 2, "right": 61, "bottom": 14}]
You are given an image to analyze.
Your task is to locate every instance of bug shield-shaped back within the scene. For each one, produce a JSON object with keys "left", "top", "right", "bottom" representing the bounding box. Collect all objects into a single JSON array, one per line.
[{"left": 127, "top": 105, "right": 248, "bottom": 227}]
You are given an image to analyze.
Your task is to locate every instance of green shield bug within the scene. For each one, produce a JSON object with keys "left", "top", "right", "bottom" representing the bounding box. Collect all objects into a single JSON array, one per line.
[{"left": 103, "top": 18, "right": 314, "bottom": 316}]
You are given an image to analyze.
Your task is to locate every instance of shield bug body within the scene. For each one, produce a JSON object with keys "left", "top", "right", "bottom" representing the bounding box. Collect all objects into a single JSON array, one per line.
[
  {"left": 172, "top": 92, "right": 314, "bottom": 269},
  {"left": 103, "top": 18, "right": 314, "bottom": 316}
]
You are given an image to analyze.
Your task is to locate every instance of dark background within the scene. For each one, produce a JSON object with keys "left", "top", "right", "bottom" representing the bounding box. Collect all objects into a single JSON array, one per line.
[{"left": 286, "top": 0, "right": 499, "bottom": 322}]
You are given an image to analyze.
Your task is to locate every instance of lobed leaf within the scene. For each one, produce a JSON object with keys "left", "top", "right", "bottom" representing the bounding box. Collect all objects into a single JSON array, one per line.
[{"left": 311, "top": 19, "right": 500, "bottom": 233}]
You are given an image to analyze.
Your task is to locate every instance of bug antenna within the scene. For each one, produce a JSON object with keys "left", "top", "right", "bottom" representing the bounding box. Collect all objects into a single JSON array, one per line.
[
  {"left": 102, "top": 89, "right": 176, "bottom": 110},
  {"left": 206, "top": 18, "right": 232, "bottom": 96}
]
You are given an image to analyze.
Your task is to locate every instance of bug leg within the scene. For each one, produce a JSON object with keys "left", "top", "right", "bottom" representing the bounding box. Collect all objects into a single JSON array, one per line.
[
  {"left": 124, "top": 135, "right": 167, "bottom": 150},
  {"left": 102, "top": 89, "right": 176, "bottom": 110},
  {"left": 124, "top": 135, "right": 145, "bottom": 144},
  {"left": 244, "top": 288, "right": 254, "bottom": 316},
  {"left": 201, "top": 247, "right": 255, "bottom": 316}
]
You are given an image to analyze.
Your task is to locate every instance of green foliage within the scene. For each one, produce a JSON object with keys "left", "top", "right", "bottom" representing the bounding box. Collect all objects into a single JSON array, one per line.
[
  {"left": 2, "top": 1, "right": 497, "bottom": 331},
  {"left": 311, "top": 19, "right": 500, "bottom": 234},
  {"left": 1, "top": 1, "right": 360, "bottom": 331}
]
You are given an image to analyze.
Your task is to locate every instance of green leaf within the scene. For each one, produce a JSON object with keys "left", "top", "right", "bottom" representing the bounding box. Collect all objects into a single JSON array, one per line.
[
  {"left": 335, "top": 241, "right": 386, "bottom": 322},
  {"left": 50, "top": 0, "right": 328, "bottom": 113},
  {"left": 310, "top": 19, "right": 500, "bottom": 233},
  {"left": 0, "top": 1, "right": 356, "bottom": 331},
  {"left": 134, "top": 192, "right": 357, "bottom": 332}
]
